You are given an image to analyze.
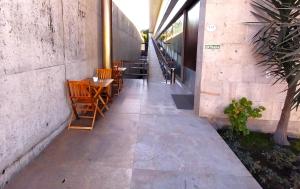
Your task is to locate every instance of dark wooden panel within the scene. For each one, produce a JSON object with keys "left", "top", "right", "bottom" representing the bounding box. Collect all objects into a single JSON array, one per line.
[{"left": 184, "top": 1, "right": 200, "bottom": 71}]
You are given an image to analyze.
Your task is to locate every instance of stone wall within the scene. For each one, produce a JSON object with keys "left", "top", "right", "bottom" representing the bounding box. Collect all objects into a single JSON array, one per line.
[
  {"left": 195, "top": 0, "right": 300, "bottom": 136},
  {"left": 112, "top": 3, "right": 142, "bottom": 62},
  {"left": 0, "top": 0, "right": 102, "bottom": 187},
  {"left": 0, "top": 0, "right": 143, "bottom": 186}
]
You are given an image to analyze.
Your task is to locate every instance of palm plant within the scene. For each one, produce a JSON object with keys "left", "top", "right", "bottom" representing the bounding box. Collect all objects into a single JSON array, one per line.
[{"left": 251, "top": 0, "right": 300, "bottom": 145}]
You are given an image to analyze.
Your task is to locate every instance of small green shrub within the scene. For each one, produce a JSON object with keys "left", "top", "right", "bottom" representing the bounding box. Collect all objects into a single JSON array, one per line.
[
  {"left": 224, "top": 97, "right": 265, "bottom": 136},
  {"left": 291, "top": 140, "right": 300, "bottom": 154}
]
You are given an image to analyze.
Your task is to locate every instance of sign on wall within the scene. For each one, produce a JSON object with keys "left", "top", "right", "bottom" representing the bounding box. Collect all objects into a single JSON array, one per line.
[
  {"left": 205, "top": 45, "right": 221, "bottom": 49},
  {"left": 207, "top": 24, "right": 217, "bottom": 32}
]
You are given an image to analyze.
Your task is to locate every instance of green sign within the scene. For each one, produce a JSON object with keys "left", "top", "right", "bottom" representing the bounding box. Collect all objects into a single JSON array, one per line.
[{"left": 205, "top": 45, "right": 221, "bottom": 49}]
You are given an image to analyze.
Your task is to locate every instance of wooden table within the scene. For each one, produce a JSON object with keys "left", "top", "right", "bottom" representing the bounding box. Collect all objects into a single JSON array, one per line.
[
  {"left": 88, "top": 78, "right": 114, "bottom": 111},
  {"left": 89, "top": 78, "right": 114, "bottom": 88},
  {"left": 117, "top": 67, "right": 127, "bottom": 72}
]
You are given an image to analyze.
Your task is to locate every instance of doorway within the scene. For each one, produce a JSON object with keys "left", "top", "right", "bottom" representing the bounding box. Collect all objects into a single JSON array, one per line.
[{"left": 183, "top": 0, "right": 200, "bottom": 94}]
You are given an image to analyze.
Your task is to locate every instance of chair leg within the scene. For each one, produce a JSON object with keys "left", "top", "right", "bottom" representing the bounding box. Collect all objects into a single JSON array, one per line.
[
  {"left": 98, "top": 95, "right": 109, "bottom": 111},
  {"left": 117, "top": 83, "right": 121, "bottom": 95},
  {"left": 120, "top": 77, "right": 123, "bottom": 89},
  {"left": 95, "top": 99, "right": 105, "bottom": 117},
  {"left": 68, "top": 102, "right": 97, "bottom": 131},
  {"left": 90, "top": 103, "right": 98, "bottom": 130},
  {"left": 97, "top": 106, "right": 105, "bottom": 117},
  {"left": 116, "top": 78, "right": 122, "bottom": 95},
  {"left": 114, "top": 82, "right": 120, "bottom": 96},
  {"left": 107, "top": 86, "right": 112, "bottom": 103},
  {"left": 71, "top": 104, "right": 79, "bottom": 119},
  {"left": 68, "top": 112, "right": 75, "bottom": 130}
]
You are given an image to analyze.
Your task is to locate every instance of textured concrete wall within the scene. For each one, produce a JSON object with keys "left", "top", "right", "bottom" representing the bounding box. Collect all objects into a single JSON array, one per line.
[
  {"left": 0, "top": 0, "right": 101, "bottom": 187},
  {"left": 195, "top": 0, "right": 300, "bottom": 135},
  {"left": 112, "top": 3, "right": 142, "bottom": 62}
]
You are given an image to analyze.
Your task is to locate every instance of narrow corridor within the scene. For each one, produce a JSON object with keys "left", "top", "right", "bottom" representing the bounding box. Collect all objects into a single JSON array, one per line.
[{"left": 5, "top": 41, "right": 261, "bottom": 189}]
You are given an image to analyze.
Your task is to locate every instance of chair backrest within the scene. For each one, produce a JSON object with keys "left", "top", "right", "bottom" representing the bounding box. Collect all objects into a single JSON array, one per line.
[
  {"left": 112, "top": 66, "right": 121, "bottom": 79},
  {"left": 113, "top": 60, "right": 123, "bottom": 67},
  {"left": 67, "top": 80, "right": 92, "bottom": 100},
  {"left": 97, "top": 69, "right": 112, "bottom": 79}
]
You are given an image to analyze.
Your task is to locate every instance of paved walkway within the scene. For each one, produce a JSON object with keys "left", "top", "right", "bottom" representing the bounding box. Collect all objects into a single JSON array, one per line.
[{"left": 5, "top": 41, "right": 261, "bottom": 189}]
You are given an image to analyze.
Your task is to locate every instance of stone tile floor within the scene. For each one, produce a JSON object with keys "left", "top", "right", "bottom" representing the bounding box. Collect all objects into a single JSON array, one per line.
[{"left": 5, "top": 41, "right": 261, "bottom": 189}]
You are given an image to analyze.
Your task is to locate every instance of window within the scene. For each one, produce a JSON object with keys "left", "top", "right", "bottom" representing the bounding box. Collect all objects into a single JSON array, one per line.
[{"left": 158, "top": 15, "right": 184, "bottom": 78}]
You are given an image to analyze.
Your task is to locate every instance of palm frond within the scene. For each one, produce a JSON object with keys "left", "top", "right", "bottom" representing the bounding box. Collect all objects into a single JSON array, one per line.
[{"left": 251, "top": 0, "right": 300, "bottom": 109}]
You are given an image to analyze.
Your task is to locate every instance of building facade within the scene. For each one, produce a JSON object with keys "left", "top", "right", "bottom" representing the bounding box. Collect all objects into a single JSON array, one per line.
[{"left": 151, "top": 0, "right": 300, "bottom": 136}]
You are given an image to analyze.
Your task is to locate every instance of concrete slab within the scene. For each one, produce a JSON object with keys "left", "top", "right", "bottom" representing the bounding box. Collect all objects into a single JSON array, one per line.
[
  {"left": 131, "top": 169, "right": 260, "bottom": 189},
  {"left": 4, "top": 40, "right": 261, "bottom": 189}
]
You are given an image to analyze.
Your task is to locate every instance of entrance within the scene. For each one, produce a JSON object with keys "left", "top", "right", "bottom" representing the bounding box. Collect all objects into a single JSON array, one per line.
[{"left": 183, "top": 0, "right": 200, "bottom": 94}]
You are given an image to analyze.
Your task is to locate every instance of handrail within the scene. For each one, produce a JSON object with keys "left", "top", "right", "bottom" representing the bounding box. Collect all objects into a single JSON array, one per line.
[
  {"left": 122, "top": 60, "right": 149, "bottom": 79},
  {"left": 151, "top": 38, "right": 176, "bottom": 84}
]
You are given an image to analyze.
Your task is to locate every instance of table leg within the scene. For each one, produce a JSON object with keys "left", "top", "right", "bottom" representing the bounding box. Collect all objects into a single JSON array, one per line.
[{"left": 98, "top": 95, "right": 109, "bottom": 111}]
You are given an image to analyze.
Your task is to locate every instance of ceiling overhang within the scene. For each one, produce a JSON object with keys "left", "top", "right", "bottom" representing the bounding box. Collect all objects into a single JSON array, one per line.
[{"left": 149, "top": 0, "right": 163, "bottom": 33}]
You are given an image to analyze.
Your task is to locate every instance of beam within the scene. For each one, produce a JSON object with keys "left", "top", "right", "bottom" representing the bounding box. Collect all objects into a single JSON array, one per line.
[
  {"left": 149, "top": 0, "right": 163, "bottom": 33},
  {"left": 101, "top": 0, "right": 112, "bottom": 69}
]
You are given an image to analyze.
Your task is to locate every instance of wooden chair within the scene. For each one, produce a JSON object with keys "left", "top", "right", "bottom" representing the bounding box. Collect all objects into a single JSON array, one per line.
[
  {"left": 67, "top": 80, "right": 103, "bottom": 130},
  {"left": 113, "top": 60, "right": 123, "bottom": 68},
  {"left": 96, "top": 69, "right": 112, "bottom": 102},
  {"left": 97, "top": 69, "right": 112, "bottom": 79},
  {"left": 112, "top": 67, "right": 122, "bottom": 95},
  {"left": 113, "top": 61, "right": 124, "bottom": 93}
]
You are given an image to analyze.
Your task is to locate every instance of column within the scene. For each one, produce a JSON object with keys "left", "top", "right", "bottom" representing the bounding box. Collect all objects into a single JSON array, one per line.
[{"left": 101, "top": 0, "right": 112, "bottom": 68}]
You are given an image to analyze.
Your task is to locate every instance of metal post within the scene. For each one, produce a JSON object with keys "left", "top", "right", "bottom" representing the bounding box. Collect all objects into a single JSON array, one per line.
[
  {"left": 101, "top": 0, "right": 112, "bottom": 69},
  {"left": 171, "top": 68, "right": 175, "bottom": 84}
]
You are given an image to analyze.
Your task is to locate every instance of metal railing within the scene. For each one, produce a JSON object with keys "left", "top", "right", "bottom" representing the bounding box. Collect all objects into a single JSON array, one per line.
[
  {"left": 152, "top": 38, "right": 176, "bottom": 84},
  {"left": 122, "top": 58, "right": 149, "bottom": 79}
]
